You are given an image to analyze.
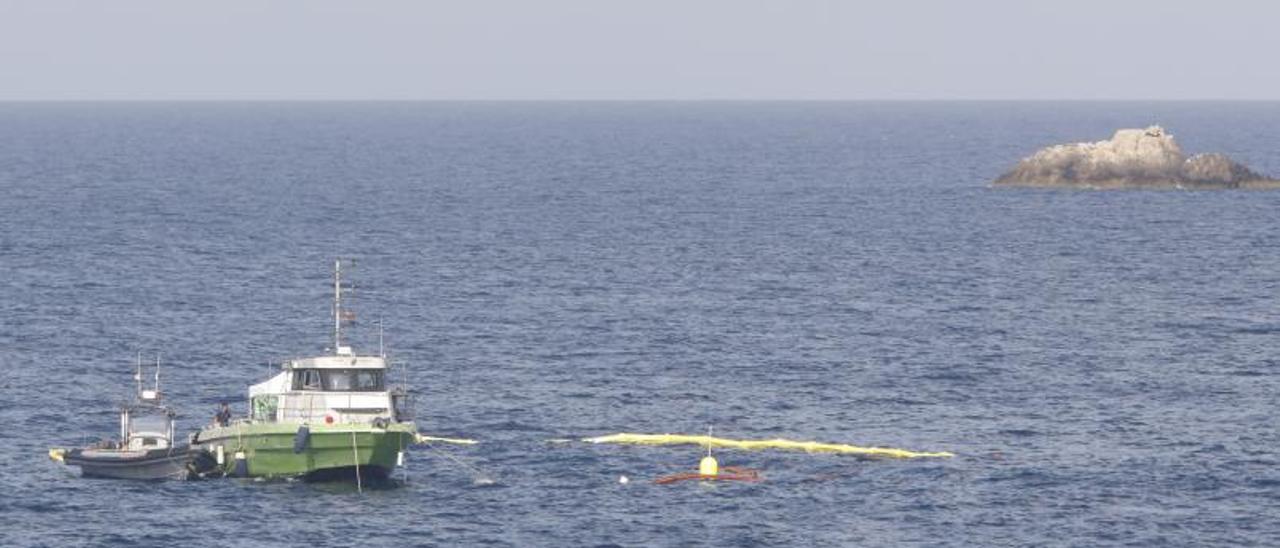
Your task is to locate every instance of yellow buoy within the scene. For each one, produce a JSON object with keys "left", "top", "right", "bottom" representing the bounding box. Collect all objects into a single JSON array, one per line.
[
  {"left": 48, "top": 448, "right": 66, "bottom": 463},
  {"left": 699, "top": 455, "right": 719, "bottom": 476}
]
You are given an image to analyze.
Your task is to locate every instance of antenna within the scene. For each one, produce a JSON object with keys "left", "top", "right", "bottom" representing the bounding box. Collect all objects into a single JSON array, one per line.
[
  {"left": 401, "top": 359, "right": 408, "bottom": 393},
  {"left": 154, "top": 354, "right": 161, "bottom": 395},
  {"left": 378, "top": 317, "right": 385, "bottom": 358}
]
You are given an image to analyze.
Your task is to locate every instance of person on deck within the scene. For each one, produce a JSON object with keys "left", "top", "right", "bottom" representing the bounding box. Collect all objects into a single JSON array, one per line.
[{"left": 215, "top": 402, "right": 232, "bottom": 427}]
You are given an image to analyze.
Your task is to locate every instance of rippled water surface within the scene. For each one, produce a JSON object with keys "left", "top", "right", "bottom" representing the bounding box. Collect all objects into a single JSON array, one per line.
[{"left": 1, "top": 102, "right": 1278, "bottom": 546}]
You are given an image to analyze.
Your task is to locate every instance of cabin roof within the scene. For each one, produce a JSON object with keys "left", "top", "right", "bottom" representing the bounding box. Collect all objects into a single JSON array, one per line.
[{"left": 286, "top": 355, "right": 387, "bottom": 369}]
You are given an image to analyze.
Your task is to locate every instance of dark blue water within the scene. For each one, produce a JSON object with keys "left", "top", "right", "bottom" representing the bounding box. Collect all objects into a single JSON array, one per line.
[{"left": 1, "top": 102, "right": 1277, "bottom": 547}]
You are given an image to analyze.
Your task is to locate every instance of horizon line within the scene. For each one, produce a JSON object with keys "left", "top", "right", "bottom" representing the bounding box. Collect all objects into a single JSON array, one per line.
[
  {"left": 2, "top": 98, "right": 1280, "bottom": 103},
  {"left": 2, "top": 96, "right": 1280, "bottom": 103}
]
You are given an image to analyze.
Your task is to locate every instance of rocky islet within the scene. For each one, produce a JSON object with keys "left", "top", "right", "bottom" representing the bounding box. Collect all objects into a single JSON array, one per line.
[{"left": 994, "top": 126, "right": 1279, "bottom": 189}]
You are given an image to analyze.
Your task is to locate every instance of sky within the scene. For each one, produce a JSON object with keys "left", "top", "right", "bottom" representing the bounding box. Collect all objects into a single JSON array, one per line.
[{"left": 1, "top": 0, "right": 1277, "bottom": 101}]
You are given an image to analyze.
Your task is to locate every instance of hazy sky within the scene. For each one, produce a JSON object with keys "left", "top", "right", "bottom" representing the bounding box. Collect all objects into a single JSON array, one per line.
[{"left": 2, "top": 0, "right": 1277, "bottom": 100}]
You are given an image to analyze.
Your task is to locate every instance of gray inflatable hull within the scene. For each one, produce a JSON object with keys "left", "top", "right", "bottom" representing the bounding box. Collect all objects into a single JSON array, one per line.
[{"left": 65, "top": 445, "right": 192, "bottom": 480}]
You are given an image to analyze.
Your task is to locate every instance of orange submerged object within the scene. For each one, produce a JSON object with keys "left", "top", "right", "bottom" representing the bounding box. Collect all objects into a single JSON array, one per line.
[{"left": 654, "top": 466, "right": 762, "bottom": 485}]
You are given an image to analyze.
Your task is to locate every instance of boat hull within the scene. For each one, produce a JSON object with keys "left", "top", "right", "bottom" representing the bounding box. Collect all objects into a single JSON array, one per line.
[
  {"left": 192, "top": 422, "right": 416, "bottom": 480},
  {"left": 64, "top": 446, "right": 192, "bottom": 480}
]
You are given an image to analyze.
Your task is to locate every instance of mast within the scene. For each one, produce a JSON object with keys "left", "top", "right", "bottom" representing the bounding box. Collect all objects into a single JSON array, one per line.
[
  {"left": 333, "top": 259, "right": 342, "bottom": 351},
  {"left": 332, "top": 258, "right": 356, "bottom": 353},
  {"left": 134, "top": 352, "right": 143, "bottom": 397}
]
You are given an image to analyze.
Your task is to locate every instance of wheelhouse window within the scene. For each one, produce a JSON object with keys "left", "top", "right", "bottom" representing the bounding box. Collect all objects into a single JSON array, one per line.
[
  {"left": 293, "top": 369, "right": 323, "bottom": 391},
  {"left": 292, "top": 369, "right": 384, "bottom": 392},
  {"left": 129, "top": 415, "right": 169, "bottom": 437}
]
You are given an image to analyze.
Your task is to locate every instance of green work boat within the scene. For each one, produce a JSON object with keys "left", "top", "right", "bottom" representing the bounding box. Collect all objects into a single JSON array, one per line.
[{"left": 192, "top": 260, "right": 417, "bottom": 482}]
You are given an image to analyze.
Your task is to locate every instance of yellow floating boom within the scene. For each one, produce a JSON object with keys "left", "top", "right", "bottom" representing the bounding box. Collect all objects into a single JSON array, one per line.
[
  {"left": 582, "top": 433, "right": 954, "bottom": 459},
  {"left": 415, "top": 433, "right": 479, "bottom": 445}
]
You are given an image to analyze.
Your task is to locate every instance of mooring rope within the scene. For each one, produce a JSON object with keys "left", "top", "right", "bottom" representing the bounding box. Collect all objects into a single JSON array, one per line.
[
  {"left": 420, "top": 441, "right": 494, "bottom": 485},
  {"left": 351, "top": 429, "right": 362, "bottom": 493}
]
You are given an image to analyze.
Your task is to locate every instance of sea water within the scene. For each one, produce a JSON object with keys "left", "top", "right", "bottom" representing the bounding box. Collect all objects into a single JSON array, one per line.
[{"left": 1, "top": 102, "right": 1277, "bottom": 546}]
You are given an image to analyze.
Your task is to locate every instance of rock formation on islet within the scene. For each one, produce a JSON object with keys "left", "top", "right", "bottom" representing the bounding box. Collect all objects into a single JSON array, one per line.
[{"left": 994, "top": 126, "right": 1278, "bottom": 189}]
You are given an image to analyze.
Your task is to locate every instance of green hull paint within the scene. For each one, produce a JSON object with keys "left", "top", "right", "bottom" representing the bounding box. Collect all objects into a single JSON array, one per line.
[{"left": 194, "top": 422, "right": 416, "bottom": 479}]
